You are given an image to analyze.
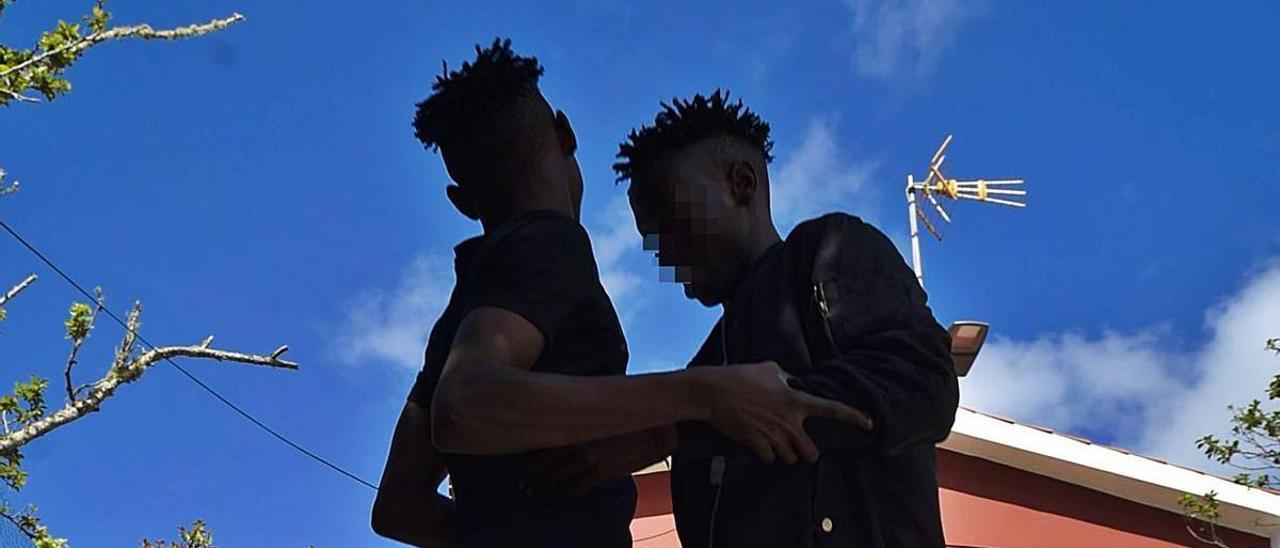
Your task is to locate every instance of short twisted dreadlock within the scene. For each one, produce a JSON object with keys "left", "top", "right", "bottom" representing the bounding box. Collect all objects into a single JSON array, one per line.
[
  {"left": 613, "top": 90, "right": 773, "bottom": 183},
  {"left": 412, "top": 38, "right": 545, "bottom": 152}
]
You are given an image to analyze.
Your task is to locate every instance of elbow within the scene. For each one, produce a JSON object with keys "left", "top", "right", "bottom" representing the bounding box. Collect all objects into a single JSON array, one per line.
[
  {"left": 432, "top": 362, "right": 524, "bottom": 455},
  {"left": 430, "top": 385, "right": 482, "bottom": 454},
  {"left": 370, "top": 493, "right": 400, "bottom": 541},
  {"left": 430, "top": 411, "right": 465, "bottom": 454}
]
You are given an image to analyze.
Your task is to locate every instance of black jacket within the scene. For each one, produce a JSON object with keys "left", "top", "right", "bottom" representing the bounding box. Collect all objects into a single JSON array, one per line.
[{"left": 671, "top": 213, "right": 959, "bottom": 548}]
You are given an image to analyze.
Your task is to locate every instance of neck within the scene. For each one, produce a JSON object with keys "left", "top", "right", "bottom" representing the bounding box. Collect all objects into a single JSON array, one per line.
[
  {"left": 721, "top": 217, "right": 782, "bottom": 309},
  {"left": 743, "top": 219, "right": 782, "bottom": 267},
  {"left": 478, "top": 171, "right": 574, "bottom": 234}
]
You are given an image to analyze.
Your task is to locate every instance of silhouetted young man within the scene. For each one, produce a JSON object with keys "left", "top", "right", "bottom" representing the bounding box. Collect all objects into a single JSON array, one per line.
[
  {"left": 372, "top": 42, "right": 871, "bottom": 548},
  {"left": 613, "top": 91, "right": 960, "bottom": 547}
]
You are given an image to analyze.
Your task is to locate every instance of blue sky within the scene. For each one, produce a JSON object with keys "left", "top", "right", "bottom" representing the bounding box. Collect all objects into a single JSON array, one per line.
[{"left": 1, "top": 0, "right": 1278, "bottom": 545}]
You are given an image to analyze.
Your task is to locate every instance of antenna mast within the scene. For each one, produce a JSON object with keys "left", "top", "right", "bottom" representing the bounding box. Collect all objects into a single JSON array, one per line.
[{"left": 906, "top": 134, "right": 1026, "bottom": 288}]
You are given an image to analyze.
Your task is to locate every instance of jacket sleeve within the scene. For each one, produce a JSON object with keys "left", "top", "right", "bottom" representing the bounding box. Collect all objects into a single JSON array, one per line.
[{"left": 786, "top": 215, "right": 959, "bottom": 459}]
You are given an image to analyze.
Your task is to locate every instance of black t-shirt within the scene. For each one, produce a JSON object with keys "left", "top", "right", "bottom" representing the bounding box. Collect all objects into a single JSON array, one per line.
[{"left": 407, "top": 209, "right": 636, "bottom": 548}]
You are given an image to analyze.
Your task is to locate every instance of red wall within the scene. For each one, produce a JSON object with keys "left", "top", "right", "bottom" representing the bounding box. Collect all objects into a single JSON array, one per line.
[{"left": 629, "top": 449, "right": 1270, "bottom": 547}]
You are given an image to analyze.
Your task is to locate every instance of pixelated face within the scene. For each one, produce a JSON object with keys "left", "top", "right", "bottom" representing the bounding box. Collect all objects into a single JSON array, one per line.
[{"left": 628, "top": 150, "right": 741, "bottom": 306}]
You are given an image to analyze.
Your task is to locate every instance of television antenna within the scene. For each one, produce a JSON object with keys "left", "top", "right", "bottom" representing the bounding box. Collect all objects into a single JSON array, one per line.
[{"left": 906, "top": 134, "right": 1025, "bottom": 288}]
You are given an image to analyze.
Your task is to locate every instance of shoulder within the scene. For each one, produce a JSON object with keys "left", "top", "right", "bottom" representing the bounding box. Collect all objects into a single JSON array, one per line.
[
  {"left": 786, "top": 212, "right": 899, "bottom": 263},
  {"left": 481, "top": 210, "right": 594, "bottom": 262},
  {"left": 789, "top": 212, "right": 861, "bottom": 238},
  {"left": 494, "top": 209, "right": 587, "bottom": 246}
]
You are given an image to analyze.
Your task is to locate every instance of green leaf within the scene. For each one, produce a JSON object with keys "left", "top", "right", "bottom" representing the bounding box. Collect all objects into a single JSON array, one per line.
[
  {"left": 64, "top": 302, "right": 93, "bottom": 341},
  {"left": 84, "top": 0, "right": 112, "bottom": 34}
]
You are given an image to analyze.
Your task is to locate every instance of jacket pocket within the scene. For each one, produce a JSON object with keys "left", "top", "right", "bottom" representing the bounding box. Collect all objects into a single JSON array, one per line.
[{"left": 812, "top": 274, "right": 872, "bottom": 356}]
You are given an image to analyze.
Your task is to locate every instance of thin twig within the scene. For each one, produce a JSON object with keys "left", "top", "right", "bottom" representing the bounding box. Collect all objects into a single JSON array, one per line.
[
  {"left": 0, "top": 509, "right": 40, "bottom": 544},
  {"left": 0, "top": 334, "right": 296, "bottom": 453},
  {"left": 111, "top": 301, "right": 143, "bottom": 371},
  {"left": 63, "top": 300, "right": 101, "bottom": 403},
  {"left": 0, "top": 13, "right": 244, "bottom": 79},
  {"left": 0, "top": 87, "right": 38, "bottom": 103},
  {"left": 1184, "top": 517, "right": 1231, "bottom": 548},
  {"left": 63, "top": 339, "right": 84, "bottom": 403},
  {"left": 0, "top": 169, "right": 17, "bottom": 197},
  {"left": 0, "top": 274, "right": 37, "bottom": 309}
]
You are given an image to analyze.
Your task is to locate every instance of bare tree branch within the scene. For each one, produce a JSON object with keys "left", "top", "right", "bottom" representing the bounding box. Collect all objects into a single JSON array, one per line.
[
  {"left": 0, "top": 510, "right": 37, "bottom": 543},
  {"left": 0, "top": 274, "right": 37, "bottom": 309},
  {"left": 0, "top": 169, "right": 18, "bottom": 197},
  {"left": 63, "top": 332, "right": 87, "bottom": 403},
  {"left": 112, "top": 301, "right": 143, "bottom": 370},
  {"left": 0, "top": 87, "right": 38, "bottom": 103},
  {"left": 0, "top": 13, "right": 244, "bottom": 80},
  {"left": 0, "top": 310, "right": 297, "bottom": 453},
  {"left": 1184, "top": 519, "right": 1232, "bottom": 548}
]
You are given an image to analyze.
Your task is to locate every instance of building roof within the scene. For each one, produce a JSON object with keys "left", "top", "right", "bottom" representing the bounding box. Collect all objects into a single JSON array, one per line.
[
  {"left": 635, "top": 406, "right": 1280, "bottom": 538},
  {"left": 943, "top": 406, "right": 1280, "bottom": 539}
]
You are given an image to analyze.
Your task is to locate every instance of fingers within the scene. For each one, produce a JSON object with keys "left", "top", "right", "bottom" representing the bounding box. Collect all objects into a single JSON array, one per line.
[
  {"left": 786, "top": 422, "right": 822, "bottom": 464},
  {"left": 801, "top": 394, "right": 874, "bottom": 430},
  {"left": 747, "top": 427, "right": 816, "bottom": 466},
  {"left": 771, "top": 433, "right": 800, "bottom": 465},
  {"left": 746, "top": 436, "right": 776, "bottom": 464}
]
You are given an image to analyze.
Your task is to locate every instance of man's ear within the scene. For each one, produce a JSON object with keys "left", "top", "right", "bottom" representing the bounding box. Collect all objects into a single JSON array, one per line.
[
  {"left": 446, "top": 184, "right": 480, "bottom": 221},
  {"left": 727, "top": 160, "right": 759, "bottom": 206},
  {"left": 554, "top": 110, "right": 578, "bottom": 155}
]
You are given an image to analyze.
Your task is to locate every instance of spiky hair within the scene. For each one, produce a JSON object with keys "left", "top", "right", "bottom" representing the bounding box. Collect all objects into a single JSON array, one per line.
[
  {"left": 412, "top": 38, "right": 545, "bottom": 151},
  {"left": 613, "top": 89, "right": 773, "bottom": 183}
]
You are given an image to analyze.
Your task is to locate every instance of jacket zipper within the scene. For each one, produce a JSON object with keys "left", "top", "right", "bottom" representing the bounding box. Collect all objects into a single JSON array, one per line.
[
  {"left": 708, "top": 317, "right": 729, "bottom": 548},
  {"left": 814, "top": 282, "right": 837, "bottom": 351}
]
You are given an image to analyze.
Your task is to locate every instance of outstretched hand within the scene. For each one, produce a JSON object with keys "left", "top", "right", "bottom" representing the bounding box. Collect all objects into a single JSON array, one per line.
[{"left": 700, "top": 361, "right": 873, "bottom": 465}]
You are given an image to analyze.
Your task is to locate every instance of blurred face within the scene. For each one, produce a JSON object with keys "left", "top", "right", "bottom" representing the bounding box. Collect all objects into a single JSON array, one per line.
[{"left": 628, "top": 149, "right": 745, "bottom": 307}]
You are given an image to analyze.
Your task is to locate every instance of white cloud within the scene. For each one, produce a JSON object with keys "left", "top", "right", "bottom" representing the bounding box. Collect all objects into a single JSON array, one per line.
[
  {"left": 336, "top": 256, "right": 453, "bottom": 372},
  {"left": 961, "top": 260, "right": 1280, "bottom": 471},
  {"left": 962, "top": 328, "right": 1188, "bottom": 444},
  {"left": 586, "top": 196, "right": 655, "bottom": 333},
  {"left": 771, "top": 118, "right": 879, "bottom": 233},
  {"left": 844, "top": 0, "right": 973, "bottom": 80},
  {"left": 1140, "top": 261, "right": 1280, "bottom": 465},
  {"left": 334, "top": 201, "right": 649, "bottom": 373},
  {"left": 589, "top": 197, "right": 644, "bottom": 305}
]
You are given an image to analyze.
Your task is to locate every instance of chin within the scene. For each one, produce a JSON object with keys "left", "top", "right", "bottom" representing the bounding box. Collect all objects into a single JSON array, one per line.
[{"left": 685, "top": 284, "right": 720, "bottom": 307}]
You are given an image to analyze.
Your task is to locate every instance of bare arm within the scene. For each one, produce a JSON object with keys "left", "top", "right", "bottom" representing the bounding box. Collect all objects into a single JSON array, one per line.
[
  {"left": 432, "top": 307, "right": 872, "bottom": 461},
  {"left": 431, "top": 307, "right": 708, "bottom": 454},
  {"left": 372, "top": 400, "right": 458, "bottom": 548}
]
